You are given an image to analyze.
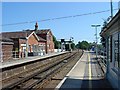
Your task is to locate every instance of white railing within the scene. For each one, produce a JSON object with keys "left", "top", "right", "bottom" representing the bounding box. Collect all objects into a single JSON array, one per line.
[
  {"left": 2, "top": 51, "right": 19, "bottom": 60},
  {"left": 1, "top": 50, "right": 47, "bottom": 61}
]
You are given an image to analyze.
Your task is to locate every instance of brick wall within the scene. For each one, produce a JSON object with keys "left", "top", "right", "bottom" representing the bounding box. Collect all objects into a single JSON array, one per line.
[
  {"left": 39, "top": 41, "right": 46, "bottom": 51},
  {"left": 46, "top": 32, "right": 54, "bottom": 53},
  {"left": 19, "top": 39, "right": 26, "bottom": 58},
  {"left": 27, "top": 34, "right": 39, "bottom": 56},
  {"left": 2, "top": 44, "right": 13, "bottom": 61},
  {"left": 28, "top": 34, "right": 39, "bottom": 45}
]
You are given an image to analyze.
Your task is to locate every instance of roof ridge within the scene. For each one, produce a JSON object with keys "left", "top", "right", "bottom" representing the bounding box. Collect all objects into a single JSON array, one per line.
[{"left": 2, "top": 31, "right": 26, "bottom": 33}]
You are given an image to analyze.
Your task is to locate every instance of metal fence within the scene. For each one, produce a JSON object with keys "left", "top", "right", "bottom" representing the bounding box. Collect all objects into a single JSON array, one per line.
[
  {"left": 2, "top": 51, "right": 19, "bottom": 61},
  {"left": 1, "top": 50, "right": 47, "bottom": 61}
]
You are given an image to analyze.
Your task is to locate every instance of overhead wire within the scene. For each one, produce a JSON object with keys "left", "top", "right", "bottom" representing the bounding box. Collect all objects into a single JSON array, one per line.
[{"left": 1, "top": 8, "right": 118, "bottom": 26}]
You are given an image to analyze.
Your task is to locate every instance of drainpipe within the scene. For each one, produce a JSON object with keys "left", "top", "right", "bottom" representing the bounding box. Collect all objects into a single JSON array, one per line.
[{"left": 25, "top": 37, "right": 28, "bottom": 58}]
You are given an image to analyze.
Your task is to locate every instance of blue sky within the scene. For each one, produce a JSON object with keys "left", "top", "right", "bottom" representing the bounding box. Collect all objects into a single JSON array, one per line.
[{"left": 2, "top": 2, "right": 119, "bottom": 44}]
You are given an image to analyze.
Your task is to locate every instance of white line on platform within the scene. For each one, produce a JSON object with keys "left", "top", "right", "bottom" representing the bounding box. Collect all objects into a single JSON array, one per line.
[
  {"left": 55, "top": 77, "right": 67, "bottom": 89},
  {"left": 55, "top": 52, "right": 84, "bottom": 89}
]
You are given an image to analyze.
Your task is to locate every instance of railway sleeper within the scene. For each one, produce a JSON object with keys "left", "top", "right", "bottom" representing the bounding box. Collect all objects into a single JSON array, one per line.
[{"left": 2, "top": 52, "right": 79, "bottom": 90}]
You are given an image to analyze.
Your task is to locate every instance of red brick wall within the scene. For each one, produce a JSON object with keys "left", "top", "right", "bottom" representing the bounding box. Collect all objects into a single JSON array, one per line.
[
  {"left": 28, "top": 34, "right": 39, "bottom": 53},
  {"left": 28, "top": 34, "right": 38, "bottom": 45},
  {"left": 46, "top": 32, "right": 54, "bottom": 53},
  {"left": 19, "top": 39, "right": 26, "bottom": 58},
  {"left": 2, "top": 44, "right": 13, "bottom": 61},
  {"left": 36, "top": 31, "right": 54, "bottom": 53},
  {"left": 39, "top": 41, "right": 46, "bottom": 54}
]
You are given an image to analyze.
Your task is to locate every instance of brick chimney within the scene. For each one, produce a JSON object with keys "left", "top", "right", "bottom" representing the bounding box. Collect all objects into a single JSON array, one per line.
[{"left": 35, "top": 22, "right": 38, "bottom": 31}]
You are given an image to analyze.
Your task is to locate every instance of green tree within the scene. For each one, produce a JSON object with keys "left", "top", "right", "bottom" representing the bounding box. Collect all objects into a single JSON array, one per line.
[
  {"left": 76, "top": 41, "right": 90, "bottom": 50},
  {"left": 65, "top": 42, "right": 75, "bottom": 51},
  {"left": 53, "top": 36, "right": 61, "bottom": 49},
  {"left": 71, "top": 42, "right": 75, "bottom": 50}
]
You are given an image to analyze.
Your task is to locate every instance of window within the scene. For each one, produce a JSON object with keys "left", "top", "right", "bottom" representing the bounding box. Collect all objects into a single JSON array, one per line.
[
  {"left": 113, "top": 33, "right": 119, "bottom": 68},
  {"left": 118, "top": 32, "right": 120, "bottom": 68},
  {"left": 28, "top": 45, "right": 30, "bottom": 52},
  {"left": 110, "top": 36, "right": 112, "bottom": 62},
  {"left": 32, "top": 45, "right": 34, "bottom": 52},
  {"left": 108, "top": 36, "right": 112, "bottom": 62},
  {"left": 114, "top": 40, "right": 118, "bottom": 67}
]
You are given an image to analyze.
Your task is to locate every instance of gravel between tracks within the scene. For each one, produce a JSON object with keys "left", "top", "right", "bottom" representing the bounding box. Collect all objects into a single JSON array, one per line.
[{"left": 43, "top": 51, "right": 83, "bottom": 89}]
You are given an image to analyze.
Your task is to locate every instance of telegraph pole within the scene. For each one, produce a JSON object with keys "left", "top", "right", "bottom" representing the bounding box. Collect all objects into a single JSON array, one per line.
[
  {"left": 69, "top": 37, "right": 74, "bottom": 51},
  {"left": 110, "top": 0, "right": 113, "bottom": 18},
  {"left": 91, "top": 25, "right": 101, "bottom": 59}
]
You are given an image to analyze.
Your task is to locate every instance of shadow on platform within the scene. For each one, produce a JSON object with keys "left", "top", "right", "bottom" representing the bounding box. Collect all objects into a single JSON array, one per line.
[{"left": 59, "top": 78, "right": 115, "bottom": 90}]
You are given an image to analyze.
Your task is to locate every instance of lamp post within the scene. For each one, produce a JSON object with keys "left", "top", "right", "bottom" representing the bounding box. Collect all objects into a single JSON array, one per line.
[
  {"left": 61, "top": 39, "right": 65, "bottom": 52},
  {"left": 26, "top": 37, "right": 28, "bottom": 58},
  {"left": 69, "top": 37, "right": 74, "bottom": 51},
  {"left": 110, "top": 0, "right": 113, "bottom": 18},
  {"left": 91, "top": 25, "right": 101, "bottom": 59},
  {"left": 25, "top": 31, "right": 28, "bottom": 58}
]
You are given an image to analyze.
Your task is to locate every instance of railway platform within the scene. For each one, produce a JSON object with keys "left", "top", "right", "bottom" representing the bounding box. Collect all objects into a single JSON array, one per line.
[
  {"left": 56, "top": 51, "right": 113, "bottom": 90},
  {"left": 1, "top": 51, "right": 67, "bottom": 69}
]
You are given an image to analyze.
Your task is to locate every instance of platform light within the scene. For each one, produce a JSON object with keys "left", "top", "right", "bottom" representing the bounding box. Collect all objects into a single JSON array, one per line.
[{"left": 91, "top": 24, "right": 101, "bottom": 59}]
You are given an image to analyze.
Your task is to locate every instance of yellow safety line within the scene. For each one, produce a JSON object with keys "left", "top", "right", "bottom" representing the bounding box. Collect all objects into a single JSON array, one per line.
[
  {"left": 88, "top": 53, "right": 92, "bottom": 80},
  {"left": 88, "top": 52, "right": 92, "bottom": 89}
]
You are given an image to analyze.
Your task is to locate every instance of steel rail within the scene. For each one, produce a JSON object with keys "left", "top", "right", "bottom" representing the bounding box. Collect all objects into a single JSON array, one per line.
[{"left": 2, "top": 52, "right": 77, "bottom": 90}]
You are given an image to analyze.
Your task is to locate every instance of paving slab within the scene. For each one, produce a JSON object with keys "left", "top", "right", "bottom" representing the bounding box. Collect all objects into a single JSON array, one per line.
[
  {"left": 1, "top": 52, "right": 67, "bottom": 69},
  {"left": 56, "top": 51, "right": 113, "bottom": 90}
]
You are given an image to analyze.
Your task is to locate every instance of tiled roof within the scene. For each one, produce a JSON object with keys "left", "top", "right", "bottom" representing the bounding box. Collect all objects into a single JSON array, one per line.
[
  {"left": 2, "top": 31, "right": 32, "bottom": 39},
  {"left": 24, "top": 29, "right": 52, "bottom": 41},
  {"left": 38, "top": 36, "right": 46, "bottom": 42},
  {"left": 24, "top": 29, "right": 51, "bottom": 34},
  {"left": 0, "top": 34, "right": 13, "bottom": 44},
  {"left": 36, "top": 29, "right": 50, "bottom": 34},
  {"left": 0, "top": 37, "right": 13, "bottom": 42},
  {"left": 1, "top": 29, "right": 52, "bottom": 42},
  {"left": 1, "top": 30, "right": 48, "bottom": 42}
]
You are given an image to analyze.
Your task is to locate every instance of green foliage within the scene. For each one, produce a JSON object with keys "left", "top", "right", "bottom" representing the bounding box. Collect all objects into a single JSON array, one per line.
[
  {"left": 53, "top": 35, "right": 76, "bottom": 50},
  {"left": 76, "top": 41, "right": 90, "bottom": 50},
  {"left": 65, "top": 42, "right": 75, "bottom": 51},
  {"left": 53, "top": 36, "right": 61, "bottom": 49},
  {"left": 71, "top": 43, "right": 75, "bottom": 50}
]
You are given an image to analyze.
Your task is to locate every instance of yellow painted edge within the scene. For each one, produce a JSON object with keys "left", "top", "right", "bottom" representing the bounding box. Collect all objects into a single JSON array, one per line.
[
  {"left": 88, "top": 52, "right": 92, "bottom": 89},
  {"left": 88, "top": 53, "right": 92, "bottom": 80}
]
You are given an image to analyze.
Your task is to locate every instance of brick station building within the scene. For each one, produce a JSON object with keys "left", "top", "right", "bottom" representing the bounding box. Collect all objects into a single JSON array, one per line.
[
  {"left": 2, "top": 31, "right": 41, "bottom": 59},
  {"left": 26, "top": 22, "right": 54, "bottom": 53},
  {"left": 1, "top": 22, "right": 54, "bottom": 61},
  {"left": 0, "top": 37, "right": 14, "bottom": 62}
]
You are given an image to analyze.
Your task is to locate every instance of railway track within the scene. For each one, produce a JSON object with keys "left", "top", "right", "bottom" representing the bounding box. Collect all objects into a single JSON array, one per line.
[
  {"left": 1, "top": 52, "right": 71, "bottom": 87},
  {"left": 44, "top": 50, "right": 83, "bottom": 89},
  {"left": 2, "top": 51, "right": 82, "bottom": 90}
]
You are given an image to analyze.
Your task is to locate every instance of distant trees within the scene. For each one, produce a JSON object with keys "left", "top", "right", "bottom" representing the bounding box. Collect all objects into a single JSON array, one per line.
[
  {"left": 65, "top": 42, "right": 75, "bottom": 51},
  {"left": 53, "top": 36, "right": 61, "bottom": 49},
  {"left": 53, "top": 36, "right": 103, "bottom": 52},
  {"left": 53, "top": 36, "right": 76, "bottom": 50},
  {"left": 71, "top": 43, "right": 75, "bottom": 50},
  {"left": 76, "top": 41, "right": 90, "bottom": 50},
  {"left": 76, "top": 40, "right": 104, "bottom": 53}
]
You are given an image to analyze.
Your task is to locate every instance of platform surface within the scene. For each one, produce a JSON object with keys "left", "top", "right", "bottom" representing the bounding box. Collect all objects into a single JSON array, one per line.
[
  {"left": 1, "top": 52, "right": 67, "bottom": 69},
  {"left": 56, "top": 51, "right": 113, "bottom": 90}
]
